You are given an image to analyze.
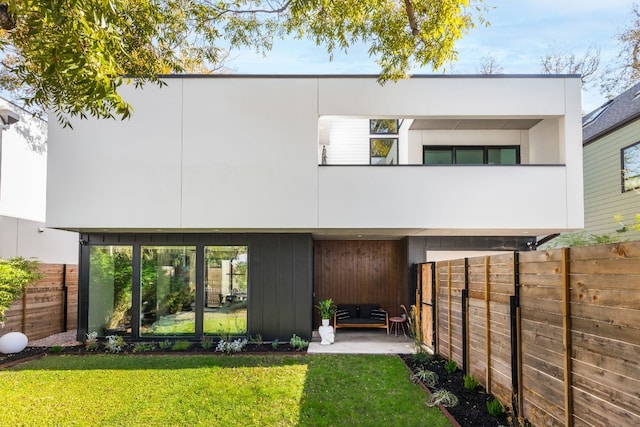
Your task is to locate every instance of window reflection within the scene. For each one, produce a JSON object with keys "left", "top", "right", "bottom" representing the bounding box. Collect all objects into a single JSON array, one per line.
[
  {"left": 204, "top": 246, "right": 248, "bottom": 336},
  {"left": 140, "top": 246, "right": 196, "bottom": 336}
]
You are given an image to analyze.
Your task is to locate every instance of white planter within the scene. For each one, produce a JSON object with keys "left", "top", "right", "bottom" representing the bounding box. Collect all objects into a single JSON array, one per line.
[
  {"left": 321, "top": 318, "right": 330, "bottom": 327},
  {"left": 0, "top": 332, "right": 28, "bottom": 354}
]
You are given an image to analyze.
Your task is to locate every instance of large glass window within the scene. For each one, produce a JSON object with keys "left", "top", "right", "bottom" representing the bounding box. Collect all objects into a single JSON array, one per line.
[
  {"left": 423, "top": 146, "right": 519, "bottom": 165},
  {"left": 140, "top": 246, "right": 196, "bottom": 336},
  {"left": 88, "top": 246, "right": 132, "bottom": 336},
  {"left": 204, "top": 246, "right": 248, "bottom": 336},
  {"left": 622, "top": 142, "right": 640, "bottom": 192}
]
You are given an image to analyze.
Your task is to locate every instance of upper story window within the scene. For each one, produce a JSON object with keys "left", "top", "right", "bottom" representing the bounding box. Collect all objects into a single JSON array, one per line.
[
  {"left": 423, "top": 146, "right": 520, "bottom": 165},
  {"left": 370, "top": 119, "right": 399, "bottom": 134},
  {"left": 622, "top": 141, "right": 640, "bottom": 192},
  {"left": 370, "top": 138, "right": 398, "bottom": 165}
]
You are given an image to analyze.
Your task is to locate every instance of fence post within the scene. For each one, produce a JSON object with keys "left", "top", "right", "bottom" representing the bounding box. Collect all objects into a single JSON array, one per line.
[
  {"left": 511, "top": 252, "right": 523, "bottom": 416},
  {"left": 462, "top": 258, "right": 469, "bottom": 375},
  {"left": 447, "top": 260, "right": 452, "bottom": 359},
  {"left": 484, "top": 255, "right": 491, "bottom": 393},
  {"left": 562, "top": 247, "right": 573, "bottom": 427},
  {"left": 62, "top": 264, "right": 68, "bottom": 332},
  {"left": 21, "top": 288, "right": 27, "bottom": 334},
  {"left": 434, "top": 262, "right": 440, "bottom": 355}
]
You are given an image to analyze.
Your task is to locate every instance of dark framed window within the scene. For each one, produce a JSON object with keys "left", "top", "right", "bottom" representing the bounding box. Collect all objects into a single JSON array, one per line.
[
  {"left": 622, "top": 141, "right": 640, "bottom": 192},
  {"left": 370, "top": 119, "right": 399, "bottom": 134},
  {"left": 370, "top": 138, "right": 398, "bottom": 165},
  {"left": 423, "top": 146, "right": 520, "bottom": 165}
]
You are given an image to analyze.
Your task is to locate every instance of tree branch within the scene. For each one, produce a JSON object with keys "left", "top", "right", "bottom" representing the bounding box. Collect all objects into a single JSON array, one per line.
[
  {"left": 403, "top": 0, "right": 419, "bottom": 36},
  {"left": 0, "top": 2, "right": 16, "bottom": 31}
]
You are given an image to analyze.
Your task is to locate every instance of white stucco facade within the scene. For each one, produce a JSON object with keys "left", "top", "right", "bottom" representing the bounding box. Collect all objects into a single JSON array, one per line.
[
  {"left": 0, "top": 99, "right": 78, "bottom": 264},
  {"left": 46, "top": 75, "right": 584, "bottom": 238}
]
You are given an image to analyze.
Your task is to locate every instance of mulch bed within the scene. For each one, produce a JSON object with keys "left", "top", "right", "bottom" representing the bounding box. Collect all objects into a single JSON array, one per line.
[{"left": 401, "top": 353, "right": 511, "bottom": 427}]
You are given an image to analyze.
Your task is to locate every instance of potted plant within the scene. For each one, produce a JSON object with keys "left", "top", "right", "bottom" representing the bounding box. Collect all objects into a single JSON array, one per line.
[{"left": 316, "top": 298, "right": 336, "bottom": 326}]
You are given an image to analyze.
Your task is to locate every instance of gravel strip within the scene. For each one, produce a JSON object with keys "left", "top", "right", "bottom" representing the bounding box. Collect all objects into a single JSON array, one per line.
[{"left": 28, "top": 330, "right": 81, "bottom": 347}]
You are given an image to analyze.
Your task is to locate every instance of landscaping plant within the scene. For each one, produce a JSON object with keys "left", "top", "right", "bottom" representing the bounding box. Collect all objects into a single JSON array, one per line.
[
  {"left": 444, "top": 359, "right": 458, "bottom": 374},
  {"left": 171, "top": 340, "right": 191, "bottom": 351},
  {"left": 486, "top": 398, "right": 504, "bottom": 417},
  {"left": 463, "top": 374, "right": 479, "bottom": 391},
  {"left": 215, "top": 338, "right": 248, "bottom": 354},
  {"left": 316, "top": 298, "right": 336, "bottom": 320},
  {"left": 427, "top": 390, "right": 459, "bottom": 408},
  {"left": 200, "top": 336, "right": 214, "bottom": 349},
  {"left": 105, "top": 335, "right": 125, "bottom": 353},
  {"left": 411, "top": 367, "right": 439, "bottom": 388},
  {"left": 133, "top": 342, "right": 156, "bottom": 353},
  {"left": 289, "top": 334, "right": 309, "bottom": 351}
]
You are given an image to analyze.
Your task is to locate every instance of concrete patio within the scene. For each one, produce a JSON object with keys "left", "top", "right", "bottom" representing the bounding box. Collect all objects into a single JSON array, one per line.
[{"left": 307, "top": 329, "right": 416, "bottom": 354}]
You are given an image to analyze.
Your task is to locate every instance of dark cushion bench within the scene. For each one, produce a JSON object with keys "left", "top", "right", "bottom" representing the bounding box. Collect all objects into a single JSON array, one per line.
[{"left": 333, "top": 303, "right": 389, "bottom": 334}]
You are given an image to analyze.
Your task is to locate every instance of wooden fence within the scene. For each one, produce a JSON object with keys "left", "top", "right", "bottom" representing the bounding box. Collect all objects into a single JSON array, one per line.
[
  {"left": 430, "top": 242, "right": 640, "bottom": 426},
  {"left": 2, "top": 264, "right": 78, "bottom": 340}
]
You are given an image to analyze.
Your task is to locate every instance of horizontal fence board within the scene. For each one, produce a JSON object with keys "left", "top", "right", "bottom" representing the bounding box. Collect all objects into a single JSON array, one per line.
[
  {"left": 572, "top": 360, "right": 640, "bottom": 413},
  {"left": 569, "top": 242, "right": 640, "bottom": 260},
  {"left": 570, "top": 273, "right": 640, "bottom": 291},
  {"left": 571, "top": 301, "right": 640, "bottom": 329},
  {"left": 572, "top": 387, "right": 640, "bottom": 427},
  {"left": 572, "top": 316, "right": 640, "bottom": 346}
]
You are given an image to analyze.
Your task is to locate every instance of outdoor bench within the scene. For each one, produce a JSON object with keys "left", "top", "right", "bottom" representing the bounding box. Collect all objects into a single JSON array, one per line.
[{"left": 333, "top": 303, "right": 389, "bottom": 334}]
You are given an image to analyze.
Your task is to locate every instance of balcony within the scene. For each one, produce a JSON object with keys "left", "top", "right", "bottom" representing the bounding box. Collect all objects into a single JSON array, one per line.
[{"left": 317, "top": 164, "right": 570, "bottom": 235}]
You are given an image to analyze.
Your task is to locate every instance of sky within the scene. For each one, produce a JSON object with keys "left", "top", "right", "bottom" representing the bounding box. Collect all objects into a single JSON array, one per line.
[{"left": 230, "top": 0, "right": 637, "bottom": 113}]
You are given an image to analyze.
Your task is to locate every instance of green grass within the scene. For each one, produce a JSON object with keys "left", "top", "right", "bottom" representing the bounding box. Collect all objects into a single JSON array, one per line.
[{"left": 0, "top": 354, "right": 450, "bottom": 427}]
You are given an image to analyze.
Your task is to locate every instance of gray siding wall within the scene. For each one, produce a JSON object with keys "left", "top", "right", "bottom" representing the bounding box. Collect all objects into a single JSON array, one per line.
[
  {"left": 79, "top": 233, "right": 314, "bottom": 341},
  {"left": 584, "top": 120, "right": 640, "bottom": 241}
]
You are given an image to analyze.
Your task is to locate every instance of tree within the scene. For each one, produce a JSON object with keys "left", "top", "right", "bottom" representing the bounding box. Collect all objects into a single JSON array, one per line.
[
  {"left": 600, "top": 3, "right": 640, "bottom": 98},
  {"left": 477, "top": 54, "right": 503, "bottom": 74},
  {"left": 0, "top": 0, "right": 485, "bottom": 125},
  {"left": 539, "top": 46, "right": 601, "bottom": 88}
]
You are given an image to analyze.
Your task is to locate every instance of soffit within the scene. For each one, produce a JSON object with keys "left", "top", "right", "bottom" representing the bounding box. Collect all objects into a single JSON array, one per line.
[{"left": 409, "top": 118, "right": 542, "bottom": 130}]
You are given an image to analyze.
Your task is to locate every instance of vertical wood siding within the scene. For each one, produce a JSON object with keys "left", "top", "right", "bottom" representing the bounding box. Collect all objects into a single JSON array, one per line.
[{"left": 313, "top": 240, "right": 407, "bottom": 326}]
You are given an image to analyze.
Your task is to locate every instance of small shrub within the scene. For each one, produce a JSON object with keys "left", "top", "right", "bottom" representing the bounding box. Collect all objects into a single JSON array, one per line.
[
  {"left": 411, "top": 368, "right": 439, "bottom": 388},
  {"left": 84, "top": 331, "right": 99, "bottom": 351},
  {"left": 133, "top": 342, "right": 156, "bottom": 353},
  {"left": 427, "top": 390, "right": 458, "bottom": 408},
  {"left": 271, "top": 339, "right": 279, "bottom": 350},
  {"left": 171, "top": 340, "right": 191, "bottom": 351},
  {"left": 486, "top": 398, "right": 504, "bottom": 417},
  {"left": 248, "top": 334, "right": 262, "bottom": 345},
  {"left": 48, "top": 345, "right": 63, "bottom": 353},
  {"left": 411, "top": 350, "right": 432, "bottom": 365},
  {"left": 200, "top": 336, "right": 214, "bottom": 350},
  {"left": 463, "top": 374, "right": 479, "bottom": 391},
  {"left": 289, "top": 334, "right": 308, "bottom": 351},
  {"left": 105, "top": 335, "right": 125, "bottom": 353},
  {"left": 216, "top": 338, "right": 248, "bottom": 354},
  {"left": 158, "top": 340, "right": 172, "bottom": 350},
  {"left": 444, "top": 359, "right": 458, "bottom": 374}
]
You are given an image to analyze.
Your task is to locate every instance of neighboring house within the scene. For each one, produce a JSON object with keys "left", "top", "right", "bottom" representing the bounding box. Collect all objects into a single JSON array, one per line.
[
  {"left": 46, "top": 75, "right": 583, "bottom": 341},
  {"left": 0, "top": 97, "right": 77, "bottom": 264},
  {"left": 583, "top": 82, "right": 640, "bottom": 241}
]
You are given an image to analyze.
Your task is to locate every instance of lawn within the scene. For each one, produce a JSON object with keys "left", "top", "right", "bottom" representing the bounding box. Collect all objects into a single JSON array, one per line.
[{"left": 0, "top": 354, "right": 450, "bottom": 427}]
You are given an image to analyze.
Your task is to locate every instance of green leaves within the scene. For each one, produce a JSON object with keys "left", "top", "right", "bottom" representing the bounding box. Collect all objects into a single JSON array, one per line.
[
  {"left": 0, "top": 0, "right": 484, "bottom": 125},
  {"left": 0, "top": 257, "right": 41, "bottom": 324}
]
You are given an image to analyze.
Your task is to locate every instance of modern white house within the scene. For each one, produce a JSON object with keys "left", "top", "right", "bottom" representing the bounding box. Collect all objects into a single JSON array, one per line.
[
  {"left": 582, "top": 81, "right": 640, "bottom": 241},
  {"left": 0, "top": 97, "right": 77, "bottom": 264},
  {"left": 45, "top": 75, "right": 584, "bottom": 341}
]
